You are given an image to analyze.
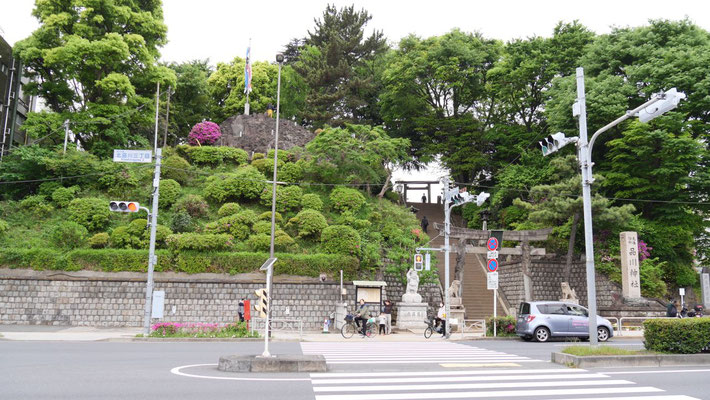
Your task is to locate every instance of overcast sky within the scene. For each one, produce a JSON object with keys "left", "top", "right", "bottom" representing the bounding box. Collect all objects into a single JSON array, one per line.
[{"left": 2, "top": 0, "right": 710, "bottom": 65}]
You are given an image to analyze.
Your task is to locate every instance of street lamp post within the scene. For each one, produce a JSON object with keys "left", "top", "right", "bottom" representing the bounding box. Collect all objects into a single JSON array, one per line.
[
  {"left": 572, "top": 67, "right": 685, "bottom": 346},
  {"left": 262, "top": 54, "right": 284, "bottom": 357}
]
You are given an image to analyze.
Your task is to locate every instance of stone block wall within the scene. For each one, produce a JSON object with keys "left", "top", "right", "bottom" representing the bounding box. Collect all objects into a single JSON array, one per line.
[{"left": 0, "top": 269, "right": 440, "bottom": 329}]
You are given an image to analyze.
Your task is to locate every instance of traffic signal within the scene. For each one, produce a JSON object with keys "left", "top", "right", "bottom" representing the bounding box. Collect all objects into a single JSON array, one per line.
[
  {"left": 413, "top": 253, "right": 424, "bottom": 271},
  {"left": 109, "top": 201, "right": 140, "bottom": 213},
  {"left": 540, "top": 132, "right": 578, "bottom": 156},
  {"left": 254, "top": 288, "right": 268, "bottom": 318},
  {"left": 637, "top": 88, "right": 686, "bottom": 123},
  {"left": 475, "top": 191, "right": 490, "bottom": 207}
]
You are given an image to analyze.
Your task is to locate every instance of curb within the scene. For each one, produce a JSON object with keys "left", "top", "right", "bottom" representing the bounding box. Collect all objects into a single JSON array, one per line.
[{"left": 551, "top": 351, "right": 710, "bottom": 368}]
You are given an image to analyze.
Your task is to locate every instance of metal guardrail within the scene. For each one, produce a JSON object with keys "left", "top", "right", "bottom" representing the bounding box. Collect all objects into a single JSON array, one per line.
[
  {"left": 460, "top": 319, "right": 486, "bottom": 338},
  {"left": 250, "top": 318, "right": 303, "bottom": 339},
  {"left": 602, "top": 316, "right": 619, "bottom": 334},
  {"left": 616, "top": 316, "right": 676, "bottom": 336}
]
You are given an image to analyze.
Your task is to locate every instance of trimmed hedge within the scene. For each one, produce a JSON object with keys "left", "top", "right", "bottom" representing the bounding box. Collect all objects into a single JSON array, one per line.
[
  {"left": 0, "top": 248, "right": 358, "bottom": 279},
  {"left": 165, "top": 233, "right": 234, "bottom": 251},
  {"left": 177, "top": 145, "right": 248, "bottom": 166},
  {"left": 643, "top": 318, "right": 710, "bottom": 354}
]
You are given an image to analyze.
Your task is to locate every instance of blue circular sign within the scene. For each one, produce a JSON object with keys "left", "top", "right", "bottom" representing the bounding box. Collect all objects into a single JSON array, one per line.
[
  {"left": 487, "top": 259, "right": 498, "bottom": 272},
  {"left": 487, "top": 237, "right": 499, "bottom": 251}
]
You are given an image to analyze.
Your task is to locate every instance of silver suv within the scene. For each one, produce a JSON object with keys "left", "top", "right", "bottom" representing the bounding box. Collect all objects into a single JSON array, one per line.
[{"left": 515, "top": 301, "right": 614, "bottom": 342}]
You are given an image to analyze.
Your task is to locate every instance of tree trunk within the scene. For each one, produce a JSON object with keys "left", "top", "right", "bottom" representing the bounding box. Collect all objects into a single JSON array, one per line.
[
  {"left": 564, "top": 211, "right": 581, "bottom": 284},
  {"left": 377, "top": 170, "right": 393, "bottom": 199}
]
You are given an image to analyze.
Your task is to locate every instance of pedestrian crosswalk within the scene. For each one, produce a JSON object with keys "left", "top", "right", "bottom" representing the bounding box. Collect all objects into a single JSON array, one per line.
[
  {"left": 300, "top": 342, "right": 536, "bottom": 365},
  {"left": 308, "top": 368, "right": 700, "bottom": 400}
]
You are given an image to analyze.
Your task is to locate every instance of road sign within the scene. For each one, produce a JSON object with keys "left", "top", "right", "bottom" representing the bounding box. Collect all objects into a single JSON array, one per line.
[
  {"left": 151, "top": 290, "right": 165, "bottom": 319},
  {"left": 487, "top": 258, "right": 498, "bottom": 272},
  {"left": 487, "top": 250, "right": 499, "bottom": 259},
  {"left": 486, "top": 237, "right": 499, "bottom": 251},
  {"left": 425, "top": 253, "right": 431, "bottom": 271},
  {"left": 487, "top": 272, "right": 499, "bottom": 290},
  {"left": 113, "top": 149, "right": 152, "bottom": 163},
  {"left": 679, "top": 288, "right": 685, "bottom": 296}
]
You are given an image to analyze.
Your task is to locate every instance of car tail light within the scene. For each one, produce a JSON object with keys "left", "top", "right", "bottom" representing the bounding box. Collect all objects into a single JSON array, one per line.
[{"left": 526, "top": 315, "right": 536, "bottom": 323}]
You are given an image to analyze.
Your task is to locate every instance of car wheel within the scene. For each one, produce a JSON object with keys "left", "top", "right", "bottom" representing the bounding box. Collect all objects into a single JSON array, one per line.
[
  {"left": 597, "top": 327, "right": 610, "bottom": 342},
  {"left": 534, "top": 327, "right": 550, "bottom": 342}
]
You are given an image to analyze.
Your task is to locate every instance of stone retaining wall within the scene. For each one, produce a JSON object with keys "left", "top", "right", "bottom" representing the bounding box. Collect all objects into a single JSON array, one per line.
[{"left": 0, "top": 269, "right": 441, "bottom": 329}]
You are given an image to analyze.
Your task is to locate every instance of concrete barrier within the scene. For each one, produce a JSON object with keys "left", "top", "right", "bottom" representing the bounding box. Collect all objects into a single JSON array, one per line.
[
  {"left": 218, "top": 354, "right": 327, "bottom": 373},
  {"left": 551, "top": 351, "right": 710, "bottom": 368}
]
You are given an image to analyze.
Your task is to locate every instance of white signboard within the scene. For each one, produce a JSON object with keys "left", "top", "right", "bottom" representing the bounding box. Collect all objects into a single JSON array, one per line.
[
  {"left": 487, "top": 272, "right": 499, "bottom": 290},
  {"left": 487, "top": 251, "right": 499, "bottom": 259},
  {"left": 151, "top": 290, "right": 165, "bottom": 319},
  {"left": 679, "top": 288, "right": 685, "bottom": 296},
  {"left": 619, "top": 232, "right": 641, "bottom": 298},
  {"left": 113, "top": 149, "right": 152, "bottom": 163},
  {"left": 701, "top": 273, "right": 710, "bottom": 308},
  {"left": 425, "top": 253, "right": 431, "bottom": 271}
]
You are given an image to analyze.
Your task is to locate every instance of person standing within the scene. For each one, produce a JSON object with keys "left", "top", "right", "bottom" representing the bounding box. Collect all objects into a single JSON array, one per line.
[
  {"left": 238, "top": 298, "right": 245, "bottom": 322},
  {"left": 422, "top": 194, "right": 427, "bottom": 203},
  {"left": 421, "top": 216, "right": 429, "bottom": 234},
  {"left": 381, "top": 300, "right": 393, "bottom": 334}
]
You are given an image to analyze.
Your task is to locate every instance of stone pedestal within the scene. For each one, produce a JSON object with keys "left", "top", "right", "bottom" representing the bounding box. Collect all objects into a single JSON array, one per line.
[
  {"left": 396, "top": 303, "right": 428, "bottom": 330},
  {"left": 449, "top": 308, "right": 465, "bottom": 332}
]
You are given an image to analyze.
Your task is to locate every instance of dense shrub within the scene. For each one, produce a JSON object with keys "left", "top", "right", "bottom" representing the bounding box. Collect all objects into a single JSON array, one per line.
[
  {"left": 247, "top": 230, "right": 297, "bottom": 253},
  {"left": 290, "top": 209, "right": 328, "bottom": 238},
  {"left": 275, "top": 230, "right": 297, "bottom": 252},
  {"left": 51, "top": 186, "right": 79, "bottom": 208},
  {"left": 20, "top": 195, "right": 53, "bottom": 217},
  {"left": 218, "top": 202, "right": 241, "bottom": 217},
  {"left": 259, "top": 211, "right": 283, "bottom": 225},
  {"left": 204, "top": 166, "right": 266, "bottom": 203},
  {"left": 38, "top": 181, "right": 62, "bottom": 197},
  {"left": 486, "top": 316, "right": 517, "bottom": 336},
  {"left": 0, "top": 219, "right": 9, "bottom": 238},
  {"left": 251, "top": 152, "right": 265, "bottom": 161},
  {"left": 301, "top": 193, "right": 323, "bottom": 211},
  {"left": 252, "top": 220, "right": 272, "bottom": 235},
  {"left": 644, "top": 318, "right": 710, "bottom": 354},
  {"left": 260, "top": 185, "right": 303, "bottom": 212},
  {"left": 96, "top": 162, "right": 143, "bottom": 197},
  {"left": 159, "top": 179, "right": 181, "bottom": 208},
  {"left": 247, "top": 234, "right": 271, "bottom": 252},
  {"left": 329, "top": 187, "right": 366, "bottom": 213},
  {"left": 0, "top": 248, "right": 358, "bottom": 278},
  {"left": 165, "top": 233, "right": 234, "bottom": 251},
  {"left": 170, "top": 211, "right": 193, "bottom": 233},
  {"left": 110, "top": 220, "right": 172, "bottom": 249},
  {"left": 67, "top": 197, "right": 110, "bottom": 231},
  {"left": 88, "top": 232, "right": 110, "bottom": 248},
  {"left": 172, "top": 194, "right": 208, "bottom": 218},
  {"left": 50, "top": 221, "right": 89, "bottom": 249},
  {"left": 187, "top": 121, "right": 221, "bottom": 145},
  {"left": 110, "top": 226, "right": 142, "bottom": 249},
  {"left": 279, "top": 162, "right": 304, "bottom": 183},
  {"left": 178, "top": 145, "right": 248, "bottom": 166},
  {"left": 204, "top": 210, "right": 257, "bottom": 240},
  {"left": 321, "top": 225, "right": 361, "bottom": 256},
  {"left": 162, "top": 155, "right": 191, "bottom": 184}
]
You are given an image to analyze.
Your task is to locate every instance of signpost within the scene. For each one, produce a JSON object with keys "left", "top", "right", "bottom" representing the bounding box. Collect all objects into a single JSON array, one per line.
[
  {"left": 680, "top": 288, "right": 686, "bottom": 308},
  {"left": 487, "top": 234, "right": 500, "bottom": 337}
]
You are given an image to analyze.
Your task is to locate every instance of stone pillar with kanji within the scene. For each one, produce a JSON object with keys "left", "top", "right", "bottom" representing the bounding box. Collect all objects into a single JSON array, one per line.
[{"left": 620, "top": 232, "right": 641, "bottom": 299}]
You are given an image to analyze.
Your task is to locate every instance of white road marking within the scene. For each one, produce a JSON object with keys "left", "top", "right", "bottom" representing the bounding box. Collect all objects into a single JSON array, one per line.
[
  {"left": 170, "top": 363, "right": 311, "bottom": 381},
  {"left": 313, "top": 386, "right": 663, "bottom": 400},
  {"left": 310, "top": 368, "right": 589, "bottom": 378},
  {"left": 604, "top": 369, "right": 710, "bottom": 375},
  {"left": 311, "top": 372, "right": 609, "bottom": 384},
  {"left": 312, "top": 379, "right": 634, "bottom": 392}
]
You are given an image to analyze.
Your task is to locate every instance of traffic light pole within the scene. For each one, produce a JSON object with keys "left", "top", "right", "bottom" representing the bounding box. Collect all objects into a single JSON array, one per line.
[
  {"left": 443, "top": 194, "right": 451, "bottom": 338},
  {"left": 143, "top": 148, "right": 162, "bottom": 336}
]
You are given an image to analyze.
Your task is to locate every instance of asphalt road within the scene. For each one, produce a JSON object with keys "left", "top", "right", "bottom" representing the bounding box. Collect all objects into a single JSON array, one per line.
[{"left": 1, "top": 338, "right": 707, "bottom": 400}]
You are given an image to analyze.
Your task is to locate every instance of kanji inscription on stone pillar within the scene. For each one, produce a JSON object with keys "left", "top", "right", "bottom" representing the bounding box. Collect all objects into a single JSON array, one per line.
[{"left": 620, "top": 231, "right": 641, "bottom": 299}]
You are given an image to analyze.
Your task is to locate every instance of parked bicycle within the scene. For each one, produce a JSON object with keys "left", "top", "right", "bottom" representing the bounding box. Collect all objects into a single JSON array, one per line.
[{"left": 342, "top": 314, "right": 378, "bottom": 338}]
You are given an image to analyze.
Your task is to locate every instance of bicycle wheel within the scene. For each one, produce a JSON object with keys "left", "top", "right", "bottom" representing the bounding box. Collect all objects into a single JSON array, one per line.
[
  {"left": 424, "top": 326, "right": 433, "bottom": 339},
  {"left": 341, "top": 322, "right": 355, "bottom": 338},
  {"left": 366, "top": 322, "right": 378, "bottom": 337}
]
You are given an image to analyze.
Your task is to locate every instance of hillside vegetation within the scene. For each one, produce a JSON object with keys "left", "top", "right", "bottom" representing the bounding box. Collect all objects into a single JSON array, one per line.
[{"left": 0, "top": 125, "right": 433, "bottom": 282}]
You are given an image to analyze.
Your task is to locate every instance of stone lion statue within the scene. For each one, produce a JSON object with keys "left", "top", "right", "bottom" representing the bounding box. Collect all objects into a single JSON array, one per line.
[
  {"left": 560, "top": 282, "right": 578, "bottom": 301},
  {"left": 448, "top": 280, "right": 463, "bottom": 307}
]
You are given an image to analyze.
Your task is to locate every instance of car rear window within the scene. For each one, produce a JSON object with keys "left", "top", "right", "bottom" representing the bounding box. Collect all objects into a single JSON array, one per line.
[{"left": 519, "top": 302, "right": 530, "bottom": 315}]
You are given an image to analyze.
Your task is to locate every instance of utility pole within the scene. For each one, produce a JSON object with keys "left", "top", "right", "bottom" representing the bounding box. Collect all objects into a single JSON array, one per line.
[
  {"left": 153, "top": 82, "right": 160, "bottom": 155},
  {"left": 443, "top": 182, "right": 451, "bottom": 338},
  {"left": 142, "top": 148, "right": 162, "bottom": 336},
  {"left": 163, "top": 86, "right": 171, "bottom": 148}
]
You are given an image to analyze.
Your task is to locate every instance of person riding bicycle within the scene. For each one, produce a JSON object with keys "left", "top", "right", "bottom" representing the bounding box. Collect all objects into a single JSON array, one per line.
[
  {"left": 435, "top": 302, "right": 446, "bottom": 336},
  {"left": 354, "top": 299, "right": 371, "bottom": 336}
]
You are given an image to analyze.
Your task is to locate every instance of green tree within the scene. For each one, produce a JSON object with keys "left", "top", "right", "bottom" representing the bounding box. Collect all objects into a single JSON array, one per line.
[
  {"left": 14, "top": 0, "right": 176, "bottom": 154},
  {"left": 207, "top": 58, "right": 305, "bottom": 122},
  {"left": 165, "top": 60, "right": 213, "bottom": 140},
  {"left": 287, "top": 4, "right": 388, "bottom": 127}
]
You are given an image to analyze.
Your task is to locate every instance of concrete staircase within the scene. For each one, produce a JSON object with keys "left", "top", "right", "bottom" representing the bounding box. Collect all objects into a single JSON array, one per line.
[{"left": 410, "top": 202, "right": 495, "bottom": 320}]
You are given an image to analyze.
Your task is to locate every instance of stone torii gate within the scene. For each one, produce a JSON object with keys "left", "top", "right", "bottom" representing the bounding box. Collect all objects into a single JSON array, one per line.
[{"left": 433, "top": 223, "right": 552, "bottom": 301}]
